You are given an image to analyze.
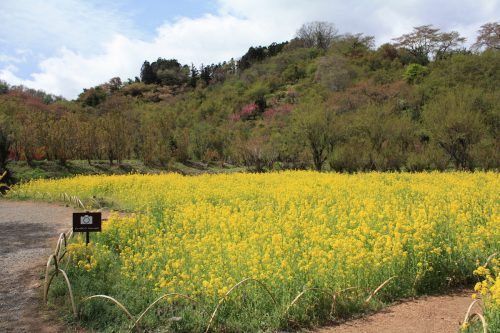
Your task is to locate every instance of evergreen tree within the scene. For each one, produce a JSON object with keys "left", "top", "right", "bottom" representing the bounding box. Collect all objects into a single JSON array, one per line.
[
  {"left": 189, "top": 64, "right": 199, "bottom": 88},
  {"left": 140, "top": 61, "right": 157, "bottom": 84}
]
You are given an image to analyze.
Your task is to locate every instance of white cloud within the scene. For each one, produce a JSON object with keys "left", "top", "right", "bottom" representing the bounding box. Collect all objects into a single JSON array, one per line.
[
  {"left": 0, "top": 54, "right": 23, "bottom": 64},
  {"left": 0, "top": 0, "right": 135, "bottom": 55},
  {"left": 1, "top": 0, "right": 498, "bottom": 99},
  {"left": 1, "top": 14, "right": 286, "bottom": 98},
  {"left": 218, "top": 0, "right": 499, "bottom": 44},
  {"left": 0, "top": 65, "right": 22, "bottom": 82}
]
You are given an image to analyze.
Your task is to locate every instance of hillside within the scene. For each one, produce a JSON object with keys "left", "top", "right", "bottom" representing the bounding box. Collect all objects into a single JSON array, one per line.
[{"left": 0, "top": 22, "right": 498, "bottom": 182}]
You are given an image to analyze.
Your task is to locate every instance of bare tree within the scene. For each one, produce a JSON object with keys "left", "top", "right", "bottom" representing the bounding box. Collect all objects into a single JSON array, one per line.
[
  {"left": 296, "top": 21, "right": 338, "bottom": 50},
  {"left": 45, "top": 113, "right": 78, "bottom": 165},
  {"left": 0, "top": 122, "right": 9, "bottom": 173},
  {"left": 315, "top": 55, "right": 356, "bottom": 91},
  {"left": 98, "top": 95, "right": 138, "bottom": 165},
  {"left": 435, "top": 31, "right": 466, "bottom": 57},
  {"left": 393, "top": 25, "right": 467, "bottom": 62},
  {"left": 393, "top": 25, "right": 440, "bottom": 63},
  {"left": 472, "top": 22, "right": 500, "bottom": 51}
]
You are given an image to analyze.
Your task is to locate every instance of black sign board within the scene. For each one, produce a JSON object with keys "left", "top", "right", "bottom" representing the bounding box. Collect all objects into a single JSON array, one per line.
[{"left": 73, "top": 212, "right": 102, "bottom": 232}]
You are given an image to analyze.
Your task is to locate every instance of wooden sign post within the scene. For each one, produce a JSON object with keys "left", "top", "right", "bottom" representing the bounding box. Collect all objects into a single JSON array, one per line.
[{"left": 73, "top": 212, "right": 102, "bottom": 245}]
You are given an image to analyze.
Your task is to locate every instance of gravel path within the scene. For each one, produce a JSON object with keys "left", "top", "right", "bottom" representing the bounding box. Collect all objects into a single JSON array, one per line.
[{"left": 0, "top": 200, "right": 75, "bottom": 333}]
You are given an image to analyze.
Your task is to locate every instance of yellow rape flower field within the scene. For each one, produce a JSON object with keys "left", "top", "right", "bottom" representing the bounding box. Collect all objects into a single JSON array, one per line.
[{"left": 7, "top": 171, "right": 500, "bottom": 332}]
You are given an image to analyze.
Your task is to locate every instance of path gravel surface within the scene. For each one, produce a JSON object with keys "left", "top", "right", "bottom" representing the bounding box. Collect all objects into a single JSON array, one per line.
[{"left": 0, "top": 200, "right": 75, "bottom": 332}]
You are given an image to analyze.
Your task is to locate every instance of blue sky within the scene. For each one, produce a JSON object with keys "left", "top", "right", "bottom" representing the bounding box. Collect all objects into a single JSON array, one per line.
[
  {"left": 0, "top": 0, "right": 218, "bottom": 78},
  {"left": 100, "top": 0, "right": 218, "bottom": 35},
  {"left": 0, "top": 0, "right": 498, "bottom": 99}
]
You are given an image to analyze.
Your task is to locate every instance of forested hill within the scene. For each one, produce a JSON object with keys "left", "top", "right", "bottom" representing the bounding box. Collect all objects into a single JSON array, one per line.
[{"left": 0, "top": 22, "right": 499, "bottom": 177}]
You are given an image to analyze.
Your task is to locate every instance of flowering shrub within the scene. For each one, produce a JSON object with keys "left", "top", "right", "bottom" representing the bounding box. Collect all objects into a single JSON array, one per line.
[
  {"left": 263, "top": 103, "right": 293, "bottom": 120},
  {"left": 229, "top": 102, "right": 259, "bottom": 122}
]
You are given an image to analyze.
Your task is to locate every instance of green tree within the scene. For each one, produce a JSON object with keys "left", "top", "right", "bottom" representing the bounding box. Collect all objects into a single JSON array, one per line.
[
  {"left": 78, "top": 87, "right": 107, "bottom": 107},
  {"left": 189, "top": 64, "right": 199, "bottom": 88},
  {"left": 0, "top": 81, "right": 8, "bottom": 94},
  {"left": 140, "top": 60, "right": 157, "bottom": 84},
  {"left": 140, "top": 109, "right": 174, "bottom": 166},
  {"left": 294, "top": 98, "right": 334, "bottom": 171},
  {"left": 423, "top": 88, "right": 489, "bottom": 170},
  {"left": 404, "top": 63, "right": 429, "bottom": 84}
]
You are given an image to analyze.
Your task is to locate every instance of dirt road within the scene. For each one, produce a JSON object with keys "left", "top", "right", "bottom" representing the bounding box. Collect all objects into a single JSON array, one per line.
[
  {"left": 0, "top": 200, "right": 74, "bottom": 333},
  {"left": 313, "top": 290, "right": 475, "bottom": 333}
]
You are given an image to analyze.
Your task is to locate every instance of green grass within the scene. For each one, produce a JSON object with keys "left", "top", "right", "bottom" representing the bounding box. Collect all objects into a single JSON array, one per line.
[
  {"left": 6, "top": 160, "right": 247, "bottom": 183},
  {"left": 461, "top": 311, "right": 499, "bottom": 333}
]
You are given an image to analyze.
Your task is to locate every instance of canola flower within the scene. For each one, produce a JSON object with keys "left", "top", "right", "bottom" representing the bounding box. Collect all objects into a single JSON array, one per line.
[
  {"left": 474, "top": 259, "right": 500, "bottom": 305},
  {"left": 471, "top": 257, "right": 500, "bottom": 331},
  {"left": 472, "top": 258, "right": 500, "bottom": 316},
  {"left": 67, "top": 241, "right": 99, "bottom": 271},
  {"left": 7, "top": 171, "right": 500, "bottom": 331}
]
